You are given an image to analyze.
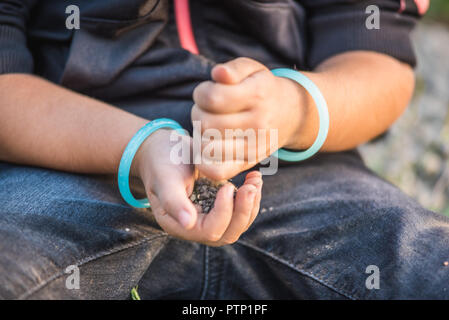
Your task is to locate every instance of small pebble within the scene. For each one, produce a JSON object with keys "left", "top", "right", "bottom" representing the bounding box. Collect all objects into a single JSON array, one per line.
[
  {"left": 268, "top": 207, "right": 273, "bottom": 211},
  {"left": 125, "top": 228, "right": 130, "bottom": 232}
]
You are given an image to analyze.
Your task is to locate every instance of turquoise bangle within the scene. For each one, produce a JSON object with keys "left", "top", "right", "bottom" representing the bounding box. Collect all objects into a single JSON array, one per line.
[
  {"left": 118, "top": 118, "right": 186, "bottom": 208},
  {"left": 271, "top": 68, "right": 329, "bottom": 162}
]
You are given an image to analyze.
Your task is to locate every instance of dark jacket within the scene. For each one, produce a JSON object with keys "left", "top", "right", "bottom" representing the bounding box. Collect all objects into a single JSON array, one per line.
[{"left": 0, "top": 0, "right": 424, "bottom": 129}]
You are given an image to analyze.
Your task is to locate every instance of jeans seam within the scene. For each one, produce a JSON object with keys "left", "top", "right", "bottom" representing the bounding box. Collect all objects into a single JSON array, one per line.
[
  {"left": 236, "top": 240, "right": 356, "bottom": 300},
  {"left": 199, "top": 245, "right": 210, "bottom": 300},
  {"left": 18, "top": 233, "right": 169, "bottom": 300}
]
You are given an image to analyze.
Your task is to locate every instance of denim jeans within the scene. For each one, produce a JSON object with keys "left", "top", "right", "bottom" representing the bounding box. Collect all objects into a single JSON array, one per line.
[{"left": 0, "top": 150, "right": 448, "bottom": 299}]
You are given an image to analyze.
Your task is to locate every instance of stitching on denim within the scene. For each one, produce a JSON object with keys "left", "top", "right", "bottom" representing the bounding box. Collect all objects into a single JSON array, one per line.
[
  {"left": 18, "top": 233, "right": 169, "bottom": 300},
  {"left": 199, "top": 246, "right": 209, "bottom": 300},
  {"left": 236, "top": 240, "right": 356, "bottom": 300}
]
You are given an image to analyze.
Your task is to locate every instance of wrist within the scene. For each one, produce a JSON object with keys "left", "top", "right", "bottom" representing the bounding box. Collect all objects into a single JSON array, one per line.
[
  {"left": 118, "top": 118, "right": 187, "bottom": 208},
  {"left": 282, "top": 73, "right": 320, "bottom": 150},
  {"left": 130, "top": 128, "right": 166, "bottom": 178}
]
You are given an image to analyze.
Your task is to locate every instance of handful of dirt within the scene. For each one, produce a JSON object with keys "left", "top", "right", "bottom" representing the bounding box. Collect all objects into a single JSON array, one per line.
[{"left": 189, "top": 178, "right": 235, "bottom": 214}]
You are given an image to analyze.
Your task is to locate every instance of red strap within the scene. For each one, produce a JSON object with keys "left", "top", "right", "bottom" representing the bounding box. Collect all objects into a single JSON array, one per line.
[{"left": 174, "top": 0, "right": 199, "bottom": 54}]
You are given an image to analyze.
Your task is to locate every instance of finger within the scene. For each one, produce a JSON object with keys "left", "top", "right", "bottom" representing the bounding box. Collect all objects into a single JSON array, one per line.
[
  {"left": 147, "top": 191, "right": 166, "bottom": 217},
  {"left": 200, "top": 137, "right": 273, "bottom": 163},
  {"left": 154, "top": 184, "right": 234, "bottom": 243},
  {"left": 191, "top": 104, "right": 252, "bottom": 131},
  {"left": 199, "top": 183, "right": 235, "bottom": 242},
  {"left": 246, "top": 186, "right": 261, "bottom": 231},
  {"left": 219, "top": 183, "right": 257, "bottom": 244},
  {"left": 245, "top": 170, "right": 263, "bottom": 181},
  {"left": 197, "top": 160, "right": 257, "bottom": 182},
  {"left": 149, "top": 188, "right": 199, "bottom": 240},
  {"left": 192, "top": 81, "right": 251, "bottom": 114},
  {"left": 152, "top": 205, "right": 192, "bottom": 239},
  {"left": 195, "top": 132, "right": 277, "bottom": 181},
  {"left": 211, "top": 57, "right": 268, "bottom": 85},
  {"left": 192, "top": 105, "right": 279, "bottom": 156},
  {"left": 155, "top": 173, "right": 198, "bottom": 230},
  {"left": 244, "top": 172, "right": 263, "bottom": 231},
  {"left": 193, "top": 69, "right": 272, "bottom": 114}
]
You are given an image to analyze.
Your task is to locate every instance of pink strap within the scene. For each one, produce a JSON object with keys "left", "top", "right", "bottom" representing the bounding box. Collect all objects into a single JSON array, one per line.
[{"left": 174, "top": 0, "right": 199, "bottom": 54}]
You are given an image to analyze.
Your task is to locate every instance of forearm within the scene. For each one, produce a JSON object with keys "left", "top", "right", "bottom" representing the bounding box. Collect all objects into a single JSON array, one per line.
[
  {"left": 0, "top": 74, "right": 148, "bottom": 174},
  {"left": 286, "top": 51, "right": 415, "bottom": 151}
]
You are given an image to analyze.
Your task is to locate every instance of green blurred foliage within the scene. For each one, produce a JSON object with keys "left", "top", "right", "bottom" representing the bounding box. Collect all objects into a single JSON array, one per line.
[{"left": 425, "top": 0, "right": 449, "bottom": 23}]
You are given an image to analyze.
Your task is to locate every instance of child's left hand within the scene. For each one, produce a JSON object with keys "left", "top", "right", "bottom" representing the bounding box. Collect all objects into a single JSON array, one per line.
[{"left": 191, "top": 57, "right": 306, "bottom": 180}]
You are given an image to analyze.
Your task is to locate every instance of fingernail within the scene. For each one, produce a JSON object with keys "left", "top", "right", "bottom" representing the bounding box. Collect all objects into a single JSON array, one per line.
[
  {"left": 220, "top": 65, "right": 230, "bottom": 73},
  {"left": 248, "top": 185, "right": 257, "bottom": 197},
  {"left": 179, "top": 210, "right": 192, "bottom": 229}
]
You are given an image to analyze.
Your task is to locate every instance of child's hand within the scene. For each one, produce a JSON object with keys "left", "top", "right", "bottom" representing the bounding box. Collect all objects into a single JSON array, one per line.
[
  {"left": 133, "top": 128, "right": 263, "bottom": 246},
  {"left": 191, "top": 57, "right": 305, "bottom": 180}
]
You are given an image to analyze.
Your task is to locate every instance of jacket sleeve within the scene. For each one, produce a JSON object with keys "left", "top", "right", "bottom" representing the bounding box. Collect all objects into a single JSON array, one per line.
[
  {"left": 301, "top": 0, "right": 429, "bottom": 69},
  {"left": 0, "top": 0, "right": 37, "bottom": 74}
]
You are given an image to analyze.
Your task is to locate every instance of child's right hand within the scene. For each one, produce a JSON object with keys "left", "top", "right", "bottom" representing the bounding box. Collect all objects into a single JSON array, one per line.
[{"left": 132, "top": 128, "right": 263, "bottom": 246}]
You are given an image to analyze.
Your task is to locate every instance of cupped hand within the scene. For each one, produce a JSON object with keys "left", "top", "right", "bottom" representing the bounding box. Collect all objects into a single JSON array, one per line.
[{"left": 133, "top": 128, "right": 263, "bottom": 246}]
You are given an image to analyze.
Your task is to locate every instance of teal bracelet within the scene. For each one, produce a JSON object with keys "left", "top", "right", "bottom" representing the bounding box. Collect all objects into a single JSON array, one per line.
[
  {"left": 118, "top": 118, "right": 186, "bottom": 208},
  {"left": 271, "top": 68, "right": 329, "bottom": 162}
]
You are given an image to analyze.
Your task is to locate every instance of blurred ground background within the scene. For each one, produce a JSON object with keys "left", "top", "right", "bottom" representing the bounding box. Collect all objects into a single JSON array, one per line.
[{"left": 359, "top": 0, "right": 449, "bottom": 216}]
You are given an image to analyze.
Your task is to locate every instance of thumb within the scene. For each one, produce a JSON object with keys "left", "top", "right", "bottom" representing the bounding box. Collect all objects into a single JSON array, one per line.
[
  {"left": 156, "top": 174, "right": 198, "bottom": 230},
  {"left": 211, "top": 57, "right": 267, "bottom": 85}
]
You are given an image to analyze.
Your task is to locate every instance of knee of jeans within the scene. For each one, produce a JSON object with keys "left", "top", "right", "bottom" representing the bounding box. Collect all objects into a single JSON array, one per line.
[
  {"left": 0, "top": 162, "right": 161, "bottom": 226},
  {"left": 0, "top": 214, "right": 63, "bottom": 299},
  {"left": 0, "top": 217, "right": 167, "bottom": 299},
  {"left": 0, "top": 165, "right": 164, "bottom": 298},
  {"left": 0, "top": 203, "right": 165, "bottom": 299},
  {"left": 3, "top": 165, "right": 116, "bottom": 206}
]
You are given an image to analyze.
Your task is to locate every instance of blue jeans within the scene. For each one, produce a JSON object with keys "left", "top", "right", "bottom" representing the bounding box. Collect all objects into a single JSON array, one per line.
[{"left": 1, "top": 150, "right": 448, "bottom": 299}]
